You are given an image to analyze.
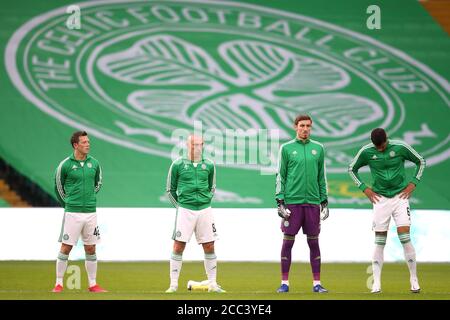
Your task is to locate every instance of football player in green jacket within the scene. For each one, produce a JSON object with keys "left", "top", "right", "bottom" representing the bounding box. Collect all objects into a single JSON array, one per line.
[
  {"left": 52, "top": 131, "right": 106, "bottom": 293},
  {"left": 165, "top": 135, "right": 225, "bottom": 293},
  {"left": 275, "top": 114, "right": 329, "bottom": 293},
  {"left": 349, "top": 128, "right": 425, "bottom": 293}
]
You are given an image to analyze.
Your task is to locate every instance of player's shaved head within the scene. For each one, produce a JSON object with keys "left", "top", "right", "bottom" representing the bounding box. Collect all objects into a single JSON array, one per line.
[
  {"left": 187, "top": 135, "right": 204, "bottom": 161},
  {"left": 187, "top": 135, "right": 203, "bottom": 145}
]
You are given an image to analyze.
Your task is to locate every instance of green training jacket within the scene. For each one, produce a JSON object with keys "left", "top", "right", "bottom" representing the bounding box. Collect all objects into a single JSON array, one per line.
[
  {"left": 54, "top": 153, "right": 103, "bottom": 213},
  {"left": 276, "top": 138, "right": 328, "bottom": 205},
  {"left": 166, "top": 157, "right": 216, "bottom": 210},
  {"left": 348, "top": 139, "right": 426, "bottom": 198}
]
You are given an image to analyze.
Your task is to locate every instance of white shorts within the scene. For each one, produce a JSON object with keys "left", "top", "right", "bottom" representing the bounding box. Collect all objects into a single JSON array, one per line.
[
  {"left": 58, "top": 212, "right": 101, "bottom": 245},
  {"left": 372, "top": 194, "right": 411, "bottom": 232},
  {"left": 172, "top": 206, "right": 218, "bottom": 244}
]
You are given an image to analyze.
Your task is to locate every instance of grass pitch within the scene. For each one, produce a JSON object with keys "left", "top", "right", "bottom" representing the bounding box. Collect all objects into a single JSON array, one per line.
[{"left": 0, "top": 261, "right": 449, "bottom": 300}]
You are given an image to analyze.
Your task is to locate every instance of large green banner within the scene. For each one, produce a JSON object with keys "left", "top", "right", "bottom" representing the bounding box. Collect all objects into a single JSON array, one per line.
[{"left": 1, "top": 0, "right": 449, "bottom": 209}]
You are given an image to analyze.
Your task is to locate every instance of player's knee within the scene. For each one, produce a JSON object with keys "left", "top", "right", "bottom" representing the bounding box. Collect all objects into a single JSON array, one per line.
[
  {"left": 397, "top": 226, "right": 410, "bottom": 234},
  {"left": 173, "top": 241, "right": 186, "bottom": 254},
  {"left": 173, "top": 248, "right": 185, "bottom": 255},
  {"left": 306, "top": 235, "right": 319, "bottom": 247},
  {"left": 60, "top": 244, "right": 73, "bottom": 255},
  {"left": 202, "top": 241, "right": 215, "bottom": 253},
  {"left": 283, "top": 234, "right": 295, "bottom": 241},
  {"left": 84, "top": 245, "right": 96, "bottom": 255}
]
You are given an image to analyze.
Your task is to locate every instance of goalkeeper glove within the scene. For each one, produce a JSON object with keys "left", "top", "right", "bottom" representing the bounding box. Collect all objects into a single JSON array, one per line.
[
  {"left": 320, "top": 200, "right": 329, "bottom": 221},
  {"left": 276, "top": 199, "right": 291, "bottom": 220}
]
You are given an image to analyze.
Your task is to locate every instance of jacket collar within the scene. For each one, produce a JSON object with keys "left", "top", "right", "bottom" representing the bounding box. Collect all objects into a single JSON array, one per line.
[
  {"left": 295, "top": 137, "right": 310, "bottom": 144},
  {"left": 181, "top": 153, "right": 206, "bottom": 164},
  {"left": 70, "top": 153, "right": 91, "bottom": 162},
  {"left": 183, "top": 157, "right": 204, "bottom": 163}
]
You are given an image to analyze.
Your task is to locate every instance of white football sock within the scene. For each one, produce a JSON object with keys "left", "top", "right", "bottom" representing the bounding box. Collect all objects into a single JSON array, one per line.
[
  {"left": 170, "top": 252, "right": 183, "bottom": 288},
  {"left": 85, "top": 254, "right": 97, "bottom": 287},
  {"left": 204, "top": 253, "right": 217, "bottom": 286},
  {"left": 399, "top": 233, "right": 417, "bottom": 279},
  {"left": 372, "top": 234, "right": 386, "bottom": 287},
  {"left": 56, "top": 252, "right": 69, "bottom": 286}
]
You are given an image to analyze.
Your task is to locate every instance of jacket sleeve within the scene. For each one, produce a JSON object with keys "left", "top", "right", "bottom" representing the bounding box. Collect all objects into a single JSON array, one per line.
[
  {"left": 94, "top": 163, "right": 103, "bottom": 193},
  {"left": 275, "top": 145, "right": 288, "bottom": 200},
  {"left": 208, "top": 162, "right": 216, "bottom": 196},
  {"left": 54, "top": 162, "right": 67, "bottom": 207},
  {"left": 166, "top": 160, "right": 179, "bottom": 208},
  {"left": 348, "top": 147, "right": 369, "bottom": 192},
  {"left": 318, "top": 146, "right": 328, "bottom": 203},
  {"left": 401, "top": 142, "right": 426, "bottom": 186}
]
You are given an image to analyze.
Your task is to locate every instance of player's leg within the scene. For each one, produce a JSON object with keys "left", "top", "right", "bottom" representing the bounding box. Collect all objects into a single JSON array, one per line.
[
  {"left": 82, "top": 213, "right": 106, "bottom": 292},
  {"left": 167, "top": 207, "right": 195, "bottom": 292},
  {"left": 83, "top": 245, "right": 106, "bottom": 292},
  {"left": 53, "top": 212, "right": 82, "bottom": 292},
  {"left": 53, "top": 243, "right": 72, "bottom": 292},
  {"left": 201, "top": 241, "right": 224, "bottom": 292},
  {"left": 372, "top": 196, "right": 390, "bottom": 293},
  {"left": 393, "top": 197, "right": 419, "bottom": 292},
  {"left": 167, "top": 240, "right": 186, "bottom": 292},
  {"left": 202, "top": 241, "right": 216, "bottom": 284},
  {"left": 397, "top": 226, "right": 419, "bottom": 292},
  {"left": 372, "top": 231, "right": 387, "bottom": 293},
  {"left": 397, "top": 226, "right": 420, "bottom": 293},
  {"left": 278, "top": 204, "right": 302, "bottom": 292},
  {"left": 279, "top": 234, "right": 295, "bottom": 292},
  {"left": 303, "top": 205, "right": 327, "bottom": 293},
  {"left": 196, "top": 207, "right": 224, "bottom": 292}
]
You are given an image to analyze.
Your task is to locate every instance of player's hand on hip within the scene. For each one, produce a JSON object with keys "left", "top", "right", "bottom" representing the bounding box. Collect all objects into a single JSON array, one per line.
[
  {"left": 399, "top": 183, "right": 415, "bottom": 199},
  {"left": 364, "top": 188, "right": 381, "bottom": 204}
]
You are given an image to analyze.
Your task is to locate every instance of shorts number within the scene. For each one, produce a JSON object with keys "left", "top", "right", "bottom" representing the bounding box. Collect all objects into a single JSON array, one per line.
[
  {"left": 93, "top": 226, "right": 100, "bottom": 236},
  {"left": 212, "top": 223, "right": 216, "bottom": 233},
  {"left": 406, "top": 207, "right": 410, "bottom": 217}
]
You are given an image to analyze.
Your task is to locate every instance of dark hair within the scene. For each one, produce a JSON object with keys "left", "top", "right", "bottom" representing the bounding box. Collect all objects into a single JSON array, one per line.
[
  {"left": 371, "top": 128, "right": 387, "bottom": 147},
  {"left": 71, "top": 131, "right": 88, "bottom": 148},
  {"left": 294, "top": 114, "right": 312, "bottom": 126}
]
